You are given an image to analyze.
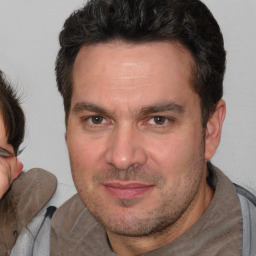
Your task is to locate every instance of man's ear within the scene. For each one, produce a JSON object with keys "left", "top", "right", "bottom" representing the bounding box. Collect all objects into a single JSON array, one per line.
[{"left": 205, "top": 99, "right": 226, "bottom": 160}]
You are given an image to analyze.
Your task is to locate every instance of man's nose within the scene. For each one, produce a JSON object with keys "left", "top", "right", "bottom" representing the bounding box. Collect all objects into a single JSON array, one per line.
[{"left": 105, "top": 125, "right": 147, "bottom": 170}]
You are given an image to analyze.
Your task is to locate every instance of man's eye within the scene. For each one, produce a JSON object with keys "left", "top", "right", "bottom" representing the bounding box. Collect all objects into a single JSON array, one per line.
[
  {"left": 89, "top": 116, "right": 105, "bottom": 124},
  {"left": 148, "top": 116, "right": 168, "bottom": 125}
]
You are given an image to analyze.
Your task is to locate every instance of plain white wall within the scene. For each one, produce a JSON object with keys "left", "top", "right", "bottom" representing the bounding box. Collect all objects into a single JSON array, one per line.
[{"left": 0, "top": 0, "right": 255, "bottom": 192}]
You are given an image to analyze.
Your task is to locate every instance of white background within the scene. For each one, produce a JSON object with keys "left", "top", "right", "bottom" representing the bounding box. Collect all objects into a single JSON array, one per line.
[{"left": 0, "top": 0, "right": 255, "bottom": 193}]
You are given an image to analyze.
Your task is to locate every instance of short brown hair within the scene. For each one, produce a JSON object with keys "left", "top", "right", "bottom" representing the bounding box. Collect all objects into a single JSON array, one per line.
[
  {"left": 56, "top": 0, "right": 226, "bottom": 127},
  {"left": 0, "top": 70, "right": 25, "bottom": 155}
]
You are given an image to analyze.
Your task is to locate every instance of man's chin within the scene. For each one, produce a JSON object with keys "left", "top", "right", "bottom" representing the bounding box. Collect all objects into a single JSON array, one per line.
[{"left": 92, "top": 207, "right": 172, "bottom": 238}]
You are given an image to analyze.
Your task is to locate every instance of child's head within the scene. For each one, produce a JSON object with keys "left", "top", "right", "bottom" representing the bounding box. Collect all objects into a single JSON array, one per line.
[{"left": 0, "top": 70, "right": 25, "bottom": 155}]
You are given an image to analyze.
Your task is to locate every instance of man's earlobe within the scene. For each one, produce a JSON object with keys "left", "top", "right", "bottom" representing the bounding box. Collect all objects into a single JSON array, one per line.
[{"left": 205, "top": 99, "right": 226, "bottom": 160}]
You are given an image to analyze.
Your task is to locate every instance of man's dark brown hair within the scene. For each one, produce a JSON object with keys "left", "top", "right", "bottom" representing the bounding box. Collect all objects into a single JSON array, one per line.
[{"left": 56, "top": 0, "right": 226, "bottom": 127}]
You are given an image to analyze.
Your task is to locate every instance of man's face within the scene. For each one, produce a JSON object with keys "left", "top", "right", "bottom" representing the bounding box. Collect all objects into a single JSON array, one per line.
[{"left": 66, "top": 41, "right": 211, "bottom": 237}]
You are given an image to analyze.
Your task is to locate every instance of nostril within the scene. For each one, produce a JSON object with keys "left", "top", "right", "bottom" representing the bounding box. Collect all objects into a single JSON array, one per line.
[{"left": 105, "top": 144, "right": 147, "bottom": 170}]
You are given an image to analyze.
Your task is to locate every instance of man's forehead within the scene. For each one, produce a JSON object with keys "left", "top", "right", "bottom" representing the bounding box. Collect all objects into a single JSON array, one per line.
[
  {"left": 70, "top": 40, "right": 198, "bottom": 119},
  {"left": 73, "top": 40, "right": 194, "bottom": 80}
]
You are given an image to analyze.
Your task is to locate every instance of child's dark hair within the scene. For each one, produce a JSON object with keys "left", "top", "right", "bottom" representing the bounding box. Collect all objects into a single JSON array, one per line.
[{"left": 0, "top": 70, "right": 25, "bottom": 155}]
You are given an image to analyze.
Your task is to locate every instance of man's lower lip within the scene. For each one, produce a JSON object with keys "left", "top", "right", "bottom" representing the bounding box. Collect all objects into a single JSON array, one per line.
[{"left": 103, "top": 185, "right": 154, "bottom": 199}]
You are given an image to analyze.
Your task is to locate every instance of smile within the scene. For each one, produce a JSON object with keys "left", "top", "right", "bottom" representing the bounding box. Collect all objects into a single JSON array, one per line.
[{"left": 103, "top": 182, "right": 154, "bottom": 199}]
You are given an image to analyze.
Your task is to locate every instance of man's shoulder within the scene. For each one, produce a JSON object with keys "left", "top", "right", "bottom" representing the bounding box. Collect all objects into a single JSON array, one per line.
[
  {"left": 213, "top": 164, "right": 256, "bottom": 255},
  {"left": 50, "top": 193, "right": 110, "bottom": 256},
  {"left": 52, "top": 193, "right": 85, "bottom": 223},
  {"left": 234, "top": 184, "right": 256, "bottom": 256},
  {"left": 51, "top": 193, "right": 99, "bottom": 237},
  {"left": 235, "top": 183, "right": 256, "bottom": 207}
]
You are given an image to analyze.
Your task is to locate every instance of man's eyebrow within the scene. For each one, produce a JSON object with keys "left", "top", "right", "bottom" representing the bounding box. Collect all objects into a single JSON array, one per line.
[
  {"left": 72, "top": 101, "right": 185, "bottom": 116},
  {"left": 139, "top": 102, "right": 185, "bottom": 116},
  {"left": 72, "top": 102, "right": 109, "bottom": 115}
]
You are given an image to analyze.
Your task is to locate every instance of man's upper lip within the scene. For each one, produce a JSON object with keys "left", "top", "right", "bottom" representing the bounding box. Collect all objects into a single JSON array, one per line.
[{"left": 103, "top": 182, "right": 154, "bottom": 188}]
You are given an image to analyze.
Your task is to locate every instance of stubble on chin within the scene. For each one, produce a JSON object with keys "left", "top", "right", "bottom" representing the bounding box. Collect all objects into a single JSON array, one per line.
[{"left": 83, "top": 172, "right": 204, "bottom": 238}]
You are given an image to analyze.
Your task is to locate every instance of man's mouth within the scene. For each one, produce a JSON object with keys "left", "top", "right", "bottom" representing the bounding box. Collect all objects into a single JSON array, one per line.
[{"left": 103, "top": 182, "right": 154, "bottom": 199}]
